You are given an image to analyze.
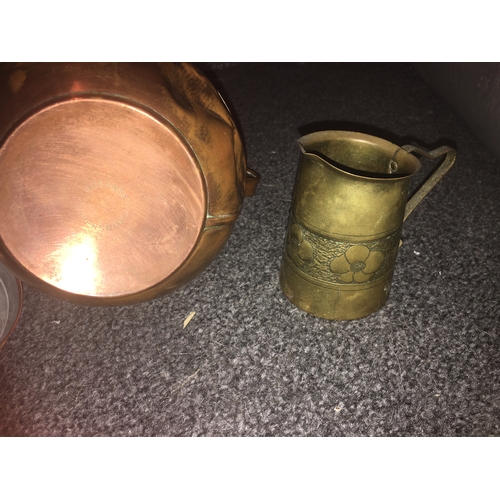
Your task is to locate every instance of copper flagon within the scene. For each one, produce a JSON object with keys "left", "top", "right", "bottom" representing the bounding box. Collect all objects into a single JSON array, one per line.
[
  {"left": 280, "top": 131, "right": 456, "bottom": 320},
  {"left": 0, "top": 63, "right": 259, "bottom": 305}
]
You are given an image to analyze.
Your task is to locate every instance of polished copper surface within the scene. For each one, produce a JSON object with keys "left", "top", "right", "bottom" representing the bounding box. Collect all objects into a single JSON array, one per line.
[
  {"left": 0, "top": 63, "right": 256, "bottom": 305},
  {"left": 0, "top": 98, "right": 206, "bottom": 297}
]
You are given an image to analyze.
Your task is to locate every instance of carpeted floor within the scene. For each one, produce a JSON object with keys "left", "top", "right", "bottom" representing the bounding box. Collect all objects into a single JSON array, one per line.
[{"left": 1, "top": 63, "right": 499, "bottom": 436}]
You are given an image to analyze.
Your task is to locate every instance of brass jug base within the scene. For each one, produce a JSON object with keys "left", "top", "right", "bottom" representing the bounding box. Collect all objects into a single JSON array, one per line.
[{"left": 280, "top": 256, "right": 392, "bottom": 320}]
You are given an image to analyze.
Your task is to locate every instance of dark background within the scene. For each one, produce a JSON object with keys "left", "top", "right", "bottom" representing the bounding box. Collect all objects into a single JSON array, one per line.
[{"left": 1, "top": 63, "right": 499, "bottom": 436}]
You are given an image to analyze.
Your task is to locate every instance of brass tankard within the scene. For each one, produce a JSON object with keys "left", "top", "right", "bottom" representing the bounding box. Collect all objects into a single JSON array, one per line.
[{"left": 279, "top": 131, "right": 456, "bottom": 320}]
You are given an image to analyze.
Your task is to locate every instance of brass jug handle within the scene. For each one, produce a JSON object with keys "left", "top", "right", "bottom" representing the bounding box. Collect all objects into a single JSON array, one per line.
[
  {"left": 244, "top": 168, "right": 261, "bottom": 196},
  {"left": 400, "top": 145, "right": 457, "bottom": 222}
]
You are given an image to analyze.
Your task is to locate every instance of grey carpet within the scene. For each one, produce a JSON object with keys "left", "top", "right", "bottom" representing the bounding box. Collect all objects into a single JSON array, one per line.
[{"left": 1, "top": 63, "right": 499, "bottom": 436}]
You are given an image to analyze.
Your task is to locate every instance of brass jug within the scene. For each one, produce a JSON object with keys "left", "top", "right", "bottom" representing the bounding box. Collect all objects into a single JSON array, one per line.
[
  {"left": 0, "top": 63, "right": 258, "bottom": 305},
  {"left": 280, "top": 131, "right": 456, "bottom": 320}
]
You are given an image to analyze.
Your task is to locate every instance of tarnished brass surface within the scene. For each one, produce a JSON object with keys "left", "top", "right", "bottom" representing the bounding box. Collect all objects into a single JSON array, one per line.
[
  {"left": 0, "top": 63, "right": 258, "bottom": 305},
  {"left": 280, "top": 131, "right": 456, "bottom": 320}
]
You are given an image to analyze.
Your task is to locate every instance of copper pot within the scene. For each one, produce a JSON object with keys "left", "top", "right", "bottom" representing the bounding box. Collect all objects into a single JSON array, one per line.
[{"left": 0, "top": 63, "right": 258, "bottom": 305}]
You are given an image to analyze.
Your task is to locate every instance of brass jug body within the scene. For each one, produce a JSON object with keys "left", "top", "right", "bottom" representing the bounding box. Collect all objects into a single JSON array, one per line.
[
  {"left": 0, "top": 63, "right": 258, "bottom": 305},
  {"left": 280, "top": 131, "right": 456, "bottom": 320}
]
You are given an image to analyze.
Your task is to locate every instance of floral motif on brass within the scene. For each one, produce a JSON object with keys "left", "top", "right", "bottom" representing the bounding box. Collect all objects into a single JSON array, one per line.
[{"left": 284, "top": 214, "right": 400, "bottom": 285}]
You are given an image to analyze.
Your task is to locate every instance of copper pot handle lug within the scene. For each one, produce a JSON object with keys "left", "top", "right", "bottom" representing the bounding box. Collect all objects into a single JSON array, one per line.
[{"left": 244, "top": 168, "right": 261, "bottom": 196}]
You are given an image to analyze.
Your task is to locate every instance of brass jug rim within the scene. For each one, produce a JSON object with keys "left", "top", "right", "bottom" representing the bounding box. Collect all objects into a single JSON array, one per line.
[{"left": 298, "top": 130, "right": 422, "bottom": 181}]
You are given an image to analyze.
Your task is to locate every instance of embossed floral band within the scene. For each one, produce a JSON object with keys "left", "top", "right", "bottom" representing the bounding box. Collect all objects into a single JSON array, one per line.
[{"left": 280, "top": 131, "right": 456, "bottom": 320}]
